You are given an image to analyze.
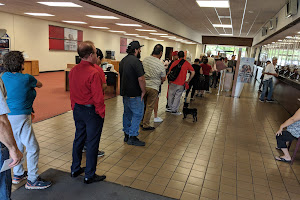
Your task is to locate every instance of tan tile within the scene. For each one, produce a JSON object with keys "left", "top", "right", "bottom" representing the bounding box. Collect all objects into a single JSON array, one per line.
[
  {"left": 201, "top": 188, "right": 219, "bottom": 200},
  {"left": 184, "top": 183, "right": 202, "bottom": 195},
  {"left": 163, "top": 187, "right": 182, "bottom": 199},
  {"left": 161, "top": 163, "right": 177, "bottom": 172},
  {"left": 151, "top": 176, "right": 170, "bottom": 186},
  {"left": 190, "top": 170, "right": 206, "bottom": 179},
  {"left": 108, "top": 166, "right": 127, "bottom": 175},
  {"left": 137, "top": 172, "right": 155, "bottom": 182},
  {"left": 180, "top": 192, "right": 200, "bottom": 200},
  {"left": 175, "top": 166, "right": 192, "bottom": 175},
  {"left": 167, "top": 179, "right": 185, "bottom": 191},
  {"left": 220, "top": 184, "right": 236, "bottom": 195},
  {"left": 203, "top": 179, "right": 220, "bottom": 191},
  {"left": 157, "top": 169, "right": 173, "bottom": 179},
  {"left": 123, "top": 169, "right": 140, "bottom": 178},
  {"left": 142, "top": 166, "right": 159, "bottom": 175},
  {"left": 187, "top": 176, "right": 204, "bottom": 186},
  {"left": 104, "top": 172, "right": 120, "bottom": 182},
  {"left": 130, "top": 179, "right": 150, "bottom": 191},
  {"left": 219, "top": 192, "right": 237, "bottom": 200},
  {"left": 171, "top": 172, "right": 189, "bottom": 182},
  {"left": 237, "top": 188, "right": 254, "bottom": 199},
  {"left": 147, "top": 183, "right": 166, "bottom": 195}
]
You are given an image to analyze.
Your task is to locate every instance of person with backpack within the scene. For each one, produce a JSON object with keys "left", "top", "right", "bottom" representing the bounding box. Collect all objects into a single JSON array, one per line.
[{"left": 167, "top": 51, "right": 195, "bottom": 115}]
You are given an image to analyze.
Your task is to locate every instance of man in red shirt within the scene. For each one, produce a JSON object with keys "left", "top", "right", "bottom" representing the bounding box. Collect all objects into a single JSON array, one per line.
[
  {"left": 69, "top": 41, "right": 106, "bottom": 184},
  {"left": 167, "top": 51, "right": 195, "bottom": 115}
]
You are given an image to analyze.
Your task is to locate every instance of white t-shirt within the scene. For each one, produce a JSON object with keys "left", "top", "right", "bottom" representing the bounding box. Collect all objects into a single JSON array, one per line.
[
  {"left": 263, "top": 63, "right": 276, "bottom": 81},
  {"left": 208, "top": 57, "right": 216, "bottom": 71},
  {"left": 0, "top": 90, "right": 10, "bottom": 115},
  {"left": 143, "top": 56, "right": 166, "bottom": 91}
]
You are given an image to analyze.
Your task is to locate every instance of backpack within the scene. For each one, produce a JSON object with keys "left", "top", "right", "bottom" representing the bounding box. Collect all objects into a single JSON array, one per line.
[{"left": 167, "top": 59, "right": 185, "bottom": 82}]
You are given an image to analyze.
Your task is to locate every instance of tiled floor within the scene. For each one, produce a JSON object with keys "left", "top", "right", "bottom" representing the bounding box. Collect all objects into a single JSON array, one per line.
[{"left": 12, "top": 81, "right": 300, "bottom": 200}]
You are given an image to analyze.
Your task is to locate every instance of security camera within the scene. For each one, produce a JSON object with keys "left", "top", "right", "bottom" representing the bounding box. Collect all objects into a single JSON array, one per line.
[{"left": 0, "top": 29, "right": 7, "bottom": 38}]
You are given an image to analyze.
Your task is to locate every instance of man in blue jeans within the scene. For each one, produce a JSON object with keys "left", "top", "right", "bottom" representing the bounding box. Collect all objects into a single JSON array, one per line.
[
  {"left": 0, "top": 88, "right": 23, "bottom": 199},
  {"left": 259, "top": 57, "right": 278, "bottom": 102},
  {"left": 119, "top": 41, "right": 146, "bottom": 146}
]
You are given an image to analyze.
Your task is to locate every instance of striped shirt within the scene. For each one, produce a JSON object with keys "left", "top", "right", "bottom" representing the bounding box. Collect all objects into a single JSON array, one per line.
[{"left": 142, "top": 56, "right": 166, "bottom": 91}]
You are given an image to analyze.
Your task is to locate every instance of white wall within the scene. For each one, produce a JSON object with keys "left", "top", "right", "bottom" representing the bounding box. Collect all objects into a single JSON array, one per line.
[{"left": 0, "top": 11, "right": 199, "bottom": 71}]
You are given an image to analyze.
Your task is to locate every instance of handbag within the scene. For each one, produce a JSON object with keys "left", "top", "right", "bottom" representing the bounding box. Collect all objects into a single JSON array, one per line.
[{"left": 199, "top": 74, "right": 205, "bottom": 82}]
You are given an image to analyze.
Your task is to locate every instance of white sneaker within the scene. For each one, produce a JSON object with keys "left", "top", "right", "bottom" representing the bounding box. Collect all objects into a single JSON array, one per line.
[
  {"left": 166, "top": 108, "right": 171, "bottom": 112},
  {"left": 154, "top": 117, "right": 163, "bottom": 123},
  {"left": 171, "top": 111, "right": 182, "bottom": 115}
]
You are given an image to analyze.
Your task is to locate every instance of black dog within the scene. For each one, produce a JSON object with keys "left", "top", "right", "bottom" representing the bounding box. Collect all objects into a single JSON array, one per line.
[{"left": 183, "top": 102, "right": 197, "bottom": 122}]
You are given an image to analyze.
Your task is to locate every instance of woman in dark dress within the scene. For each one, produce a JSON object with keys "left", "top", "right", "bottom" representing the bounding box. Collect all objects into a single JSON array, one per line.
[{"left": 185, "top": 59, "right": 203, "bottom": 101}]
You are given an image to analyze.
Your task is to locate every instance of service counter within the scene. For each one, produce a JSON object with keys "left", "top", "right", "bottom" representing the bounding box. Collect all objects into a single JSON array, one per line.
[
  {"left": 254, "top": 65, "right": 300, "bottom": 115},
  {"left": 22, "top": 60, "right": 39, "bottom": 76}
]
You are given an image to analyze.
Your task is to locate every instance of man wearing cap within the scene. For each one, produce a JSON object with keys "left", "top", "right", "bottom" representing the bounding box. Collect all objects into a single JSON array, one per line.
[
  {"left": 69, "top": 41, "right": 106, "bottom": 184},
  {"left": 166, "top": 51, "right": 179, "bottom": 109},
  {"left": 119, "top": 41, "right": 146, "bottom": 146}
]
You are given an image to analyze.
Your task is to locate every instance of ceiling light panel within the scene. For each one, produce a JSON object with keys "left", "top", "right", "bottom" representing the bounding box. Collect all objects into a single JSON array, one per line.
[
  {"left": 196, "top": 1, "right": 229, "bottom": 8},
  {"left": 109, "top": 30, "right": 126, "bottom": 33},
  {"left": 136, "top": 29, "right": 157, "bottom": 32},
  {"left": 86, "top": 15, "right": 119, "bottom": 19},
  {"left": 150, "top": 33, "right": 168, "bottom": 36},
  {"left": 89, "top": 26, "right": 109, "bottom": 29},
  {"left": 136, "top": 36, "right": 149, "bottom": 38},
  {"left": 124, "top": 33, "right": 139, "bottom": 36},
  {"left": 116, "top": 23, "right": 142, "bottom": 27},
  {"left": 62, "top": 20, "right": 86, "bottom": 24},
  {"left": 25, "top": 13, "right": 54, "bottom": 16},
  {"left": 0, "top": 3, "right": 4, "bottom": 5},
  {"left": 37, "top": 2, "right": 82, "bottom": 7},
  {"left": 213, "top": 24, "right": 232, "bottom": 28},
  {"left": 220, "top": 34, "right": 233, "bottom": 36}
]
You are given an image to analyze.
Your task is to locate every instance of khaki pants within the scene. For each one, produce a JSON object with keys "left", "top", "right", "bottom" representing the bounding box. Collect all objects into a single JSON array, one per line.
[{"left": 142, "top": 87, "right": 158, "bottom": 128}]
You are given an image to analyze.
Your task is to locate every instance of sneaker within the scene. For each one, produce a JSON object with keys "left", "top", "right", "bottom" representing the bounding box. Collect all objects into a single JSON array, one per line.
[
  {"left": 84, "top": 174, "right": 106, "bottom": 184},
  {"left": 142, "top": 126, "right": 155, "bottom": 131},
  {"left": 127, "top": 136, "right": 145, "bottom": 146},
  {"left": 266, "top": 99, "right": 275, "bottom": 103},
  {"left": 97, "top": 150, "right": 105, "bottom": 157},
  {"left": 166, "top": 108, "right": 171, "bottom": 112},
  {"left": 259, "top": 99, "right": 264, "bottom": 102},
  {"left": 12, "top": 171, "right": 28, "bottom": 184},
  {"left": 82, "top": 146, "right": 87, "bottom": 153},
  {"left": 171, "top": 111, "right": 182, "bottom": 115},
  {"left": 124, "top": 133, "right": 129, "bottom": 142},
  {"left": 25, "top": 177, "right": 51, "bottom": 190},
  {"left": 154, "top": 117, "right": 163, "bottom": 123},
  {"left": 190, "top": 98, "right": 195, "bottom": 101}
]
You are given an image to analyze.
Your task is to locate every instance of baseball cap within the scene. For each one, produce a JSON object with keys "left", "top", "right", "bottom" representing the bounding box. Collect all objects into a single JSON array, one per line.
[
  {"left": 172, "top": 51, "right": 178, "bottom": 56},
  {"left": 128, "top": 41, "right": 144, "bottom": 50},
  {"left": 96, "top": 48, "right": 103, "bottom": 60}
]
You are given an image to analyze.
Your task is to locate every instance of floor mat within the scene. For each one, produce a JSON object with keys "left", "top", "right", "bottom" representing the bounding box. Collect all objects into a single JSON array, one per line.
[{"left": 12, "top": 168, "right": 174, "bottom": 200}]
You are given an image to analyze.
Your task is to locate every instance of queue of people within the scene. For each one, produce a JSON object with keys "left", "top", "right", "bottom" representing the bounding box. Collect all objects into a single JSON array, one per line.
[{"left": 1, "top": 40, "right": 295, "bottom": 200}]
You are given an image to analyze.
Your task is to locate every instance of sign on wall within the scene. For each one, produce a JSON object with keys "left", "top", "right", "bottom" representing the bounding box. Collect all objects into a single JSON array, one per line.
[{"left": 49, "top": 25, "right": 83, "bottom": 51}]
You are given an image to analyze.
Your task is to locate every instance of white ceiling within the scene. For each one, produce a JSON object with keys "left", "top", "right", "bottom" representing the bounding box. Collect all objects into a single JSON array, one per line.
[
  {"left": 0, "top": 0, "right": 289, "bottom": 42},
  {"left": 146, "top": 0, "right": 287, "bottom": 37}
]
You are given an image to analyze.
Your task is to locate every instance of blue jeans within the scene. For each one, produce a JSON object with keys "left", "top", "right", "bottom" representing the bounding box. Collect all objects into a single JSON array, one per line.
[
  {"left": 123, "top": 96, "right": 144, "bottom": 137},
  {"left": 0, "top": 145, "right": 12, "bottom": 200},
  {"left": 260, "top": 78, "right": 274, "bottom": 101}
]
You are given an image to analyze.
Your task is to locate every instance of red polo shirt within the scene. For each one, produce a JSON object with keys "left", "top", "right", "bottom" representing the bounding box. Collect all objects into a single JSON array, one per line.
[
  {"left": 169, "top": 59, "right": 194, "bottom": 85},
  {"left": 69, "top": 60, "right": 106, "bottom": 118}
]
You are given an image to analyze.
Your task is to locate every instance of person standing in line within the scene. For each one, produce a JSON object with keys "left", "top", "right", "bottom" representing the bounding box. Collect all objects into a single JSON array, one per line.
[
  {"left": 200, "top": 56, "right": 213, "bottom": 97},
  {"left": 141, "top": 44, "right": 166, "bottom": 130},
  {"left": 2, "top": 51, "right": 51, "bottom": 189},
  {"left": 258, "top": 60, "right": 271, "bottom": 92},
  {"left": 214, "top": 57, "right": 227, "bottom": 88},
  {"left": 69, "top": 41, "right": 106, "bottom": 184},
  {"left": 259, "top": 57, "right": 278, "bottom": 102},
  {"left": 206, "top": 51, "right": 215, "bottom": 91},
  {"left": 119, "top": 41, "right": 146, "bottom": 146},
  {"left": 82, "top": 48, "right": 106, "bottom": 158},
  {"left": 228, "top": 55, "right": 237, "bottom": 73},
  {"left": 0, "top": 85, "right": 23, "bottom": 199},
  {"left": 166, "top": 51, "right": 179, "bottom": 109},
  {"left": 224, "top": 57, "right": 228, "bottom": 67},
  {"left": 185, "top": 59, "right": 202, "bottom": 101},
  {"left": 167, "top": 51, "right": 195, "bottom": 115}
]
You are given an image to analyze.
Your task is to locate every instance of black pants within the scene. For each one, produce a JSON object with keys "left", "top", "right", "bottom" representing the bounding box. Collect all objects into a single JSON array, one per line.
[
  {"left": 71, "top": 104, "right": 104, "bottom": 178},
  {"left": 212, "top": 71, "right": 220, "bottom": 88},
  {"left": 276, "top": 130, "right": 296, "bottom": 148},
  {"left": 186, "top": 81, "right": 197, "bottom": 98}
]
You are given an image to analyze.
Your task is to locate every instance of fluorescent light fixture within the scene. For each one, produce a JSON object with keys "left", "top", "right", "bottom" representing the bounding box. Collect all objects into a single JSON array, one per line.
[
  {"left": 89, "top": 26, "right": 109, "bottom": 29},
  {"left": 24, "top": 13, "right": 54, "bottom": 16},
  {"left": 272, "top": 42, "right": 275, "bottom": 43},
  {"left": 145, "top": 37, "right": 156, "bottom": 40},
  {"left": 86, "top": 15, "right": 119, "bottom": 19},
  {"left": 175, "top": 39, "right": 183, "bottom": 41},
  {"left": 62, "top": 20, "right": 87, "bottom": 24},
  {"left": 213, "top": 24, "right": 232, "bottom": 28},
  {"left": 298, "top": 32, "right": 300, "bottom": 34},
  {"left": 38, "top": 2, "right": 82, "bottom": 7},
  {"left": 150, "top": 33, "right": 168, "bottom": 36},
  {"left": 160, "top": 36, "right": 176, "bottom": 38},
  {"left": 219, "top": 16, "right": 231, "bottom": 18},
  {"left": 220, "top": 34, "right": 233, "bottom": 36},
  {"left": 124, "top": 33, "right": 139, "bottom": 36},
  {"left": 0, "top": 3, "right": 4, "bottom": 5},
  {"left": 153, "top": 39, "right": 164, "bottom": 42},
  {"left": 116, "top": 23, "right": 142, "bottom": 27},
  {"left": 196, "top": 1, "right": 229, "bottom": 8},
  {"left": 286, "top": 36, "right": 293, "bottom": 38},
  {"left": 136, "top": 36, "right": 149, "bottom": 38},
  {"left": 278, "top": 39, "right": 282, "bottom": 41},
  {"left": 136, "top": 29, "right": 157, "bottom": 32},
  {"left": 109, "top": 30, "right": 126, "bottom": 33}
]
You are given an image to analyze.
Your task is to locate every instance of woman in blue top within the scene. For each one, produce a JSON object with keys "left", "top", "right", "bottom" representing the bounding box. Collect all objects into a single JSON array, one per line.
[
  {"left": 2, "top": 51, "right": 51, "bottom": 189},
  {"left": 275, "top": 108, "right": 300, "bottom": 163}
]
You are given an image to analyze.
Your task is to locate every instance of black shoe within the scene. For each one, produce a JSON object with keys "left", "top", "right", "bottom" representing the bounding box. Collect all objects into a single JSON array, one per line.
[
  {"left": 127, "top": 136, "right": 145, "bottom": 146},
  {"left": 124, "top": 133, "right": 129, "bottom": 142},
  {"left": 266, "top": 99, "right": 275, "bottom": 103},
  {"left": 97, "top": 150, "right": 105, "bottom": 157},
  {"left": 71, "top": 167, "right": 85, "bottom": 178},
  {"left": 84, "top": 174, "right": 106, "bottom": 184},
  {"left": 142, "top": 126, "right": 155, "bottom": 131}
]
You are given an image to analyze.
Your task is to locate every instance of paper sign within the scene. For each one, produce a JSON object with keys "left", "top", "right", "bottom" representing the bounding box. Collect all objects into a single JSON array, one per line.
[{"left": 0, "top": 152, "right": 26, "bottom": 173}]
